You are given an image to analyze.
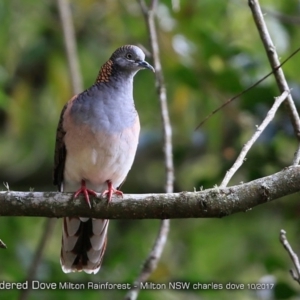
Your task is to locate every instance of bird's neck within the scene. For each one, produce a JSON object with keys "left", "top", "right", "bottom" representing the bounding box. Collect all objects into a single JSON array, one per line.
[
  {"left": 95, "top": 60, "right": 135, "bottom": 84},
  {"left": 95, "top": 60, "right": 114, "bottom": 84},
  {"left": 93, "top": 60, "right": 135, "bottom": 100}
]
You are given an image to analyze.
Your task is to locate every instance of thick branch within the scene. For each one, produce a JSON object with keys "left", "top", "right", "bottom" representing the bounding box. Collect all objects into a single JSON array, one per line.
[{"left": 1, "top": 166, "right": 299, "bottom": 218}]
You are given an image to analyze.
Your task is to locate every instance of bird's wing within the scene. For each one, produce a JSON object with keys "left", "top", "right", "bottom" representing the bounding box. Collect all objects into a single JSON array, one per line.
[{"left": 53, "top": 95, "right": 77, "bottom": 191}]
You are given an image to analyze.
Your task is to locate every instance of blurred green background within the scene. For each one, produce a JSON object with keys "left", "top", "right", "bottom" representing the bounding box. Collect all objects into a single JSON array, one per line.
[{"left": 1, "top": 0, "right": 300, "bottom": 299}]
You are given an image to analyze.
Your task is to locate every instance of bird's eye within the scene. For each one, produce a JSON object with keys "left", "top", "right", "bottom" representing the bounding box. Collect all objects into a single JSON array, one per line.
[{"left": 126, "top": 53, "right": 132, "bottom": 59}]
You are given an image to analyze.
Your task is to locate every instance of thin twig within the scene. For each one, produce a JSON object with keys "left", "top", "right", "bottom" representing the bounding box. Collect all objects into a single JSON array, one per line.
[
  {"left": 125, "top": 1, "right": 173, "bottom": 299},
  {"left": 249, "top": 0, "right": 300, "bottom": 140},
  {"left": 220, "top": 90, "right": 289, "bottom": 188},
  {"left": 279, "top": 229, "right": 300, "bottom": 284},
  {"left": 18, "top": 219, "right": 57, "bottom": 300},
  {"left": 265, "top": 8, "right": 300, "bottom": 25},
  {"left": 195, "top": 47, "right": 300, "bottom": 129},
  {"left": 124, "top": 221, "right": 169, "bottom": 300},
  {"left": 293, "top": 143, "right": 300, "bottom": 166},
  {"left": 57, "top": 0, "right": 83, "bottom": 94},
  {"left": 143, "top": 0, "right": 174, "bottom": 193},
  {"left": 0, "top": 239, "right": 7, "bottom": 249}
]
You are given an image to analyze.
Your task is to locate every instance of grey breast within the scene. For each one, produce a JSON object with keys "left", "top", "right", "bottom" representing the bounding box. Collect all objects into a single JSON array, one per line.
[{"left": 70, "top": 81, "right": 137, "bottom": 134}]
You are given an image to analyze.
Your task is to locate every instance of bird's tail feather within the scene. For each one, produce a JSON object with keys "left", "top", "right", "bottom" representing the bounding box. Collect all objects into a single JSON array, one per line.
[{"left": 60, "top": 217, "right": 108, "bottom": 274}]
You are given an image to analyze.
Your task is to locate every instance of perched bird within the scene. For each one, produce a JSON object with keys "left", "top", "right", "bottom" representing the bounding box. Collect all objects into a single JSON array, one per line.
[{"left": 53, "top": 45, "right": 154, "bottom": 274}]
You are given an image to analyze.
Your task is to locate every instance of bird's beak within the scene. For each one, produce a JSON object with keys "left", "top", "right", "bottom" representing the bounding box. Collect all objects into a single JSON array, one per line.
[{"left": 137, "top": 60, "right": 155, "bottom": 72}]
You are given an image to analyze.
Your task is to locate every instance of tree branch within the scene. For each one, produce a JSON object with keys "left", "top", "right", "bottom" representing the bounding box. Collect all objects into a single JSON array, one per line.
[
  {"left": 19, "top": 3, "right": 83, "bottom": 298},
  {"left": 248, "top": 0, "right": 300, "bottom": 140},
  {"left": 280, "top": 230, "right": 300, "bottom": 284},
  {"left": 264, "top": 8, "right": 300, "bottom": 25},
  {"left": 125, "top": 219, "right": 169, "bottom": 300},
  {"left": 140, "top": 0, "right": 174, "bottom": 193},
  {"left": 220, "top": 90, "right": 289, "bottom": 187},
  {"left": 18, "top": 219, "right": 56, "bottom": 300},
  {"left": 0, "top": 239, "right": 7, "bottom": 249},
  {"left": 57, "top": 0, "right": 83, "bottom": 94},
  {"left": 126, "top": 1, "right": 173, "bottom": 298},
  {"left": 249, "top": 1, "right": 300, "bottom": 282},
  {"left": 1, "top": 166, "right": 300, "bottom": 219},
  {"left": 293, "top": 143, "right": 300, "bottom": 166}
]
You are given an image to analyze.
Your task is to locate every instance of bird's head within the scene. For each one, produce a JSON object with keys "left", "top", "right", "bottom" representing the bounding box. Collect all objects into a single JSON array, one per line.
[{"left": 110, "top": 45, "right": 155, "bottom": 74}]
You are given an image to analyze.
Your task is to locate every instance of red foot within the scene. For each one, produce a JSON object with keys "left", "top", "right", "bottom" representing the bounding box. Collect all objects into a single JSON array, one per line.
[
  {"left": 73, "top": 180, "right": 97, "bottom": 209},
  {"left": 102, "top": 180, "right": 123, "bottom": 203}
]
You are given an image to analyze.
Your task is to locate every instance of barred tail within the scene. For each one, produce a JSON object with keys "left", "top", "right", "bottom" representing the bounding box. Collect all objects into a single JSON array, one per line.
[{"left": 60, "top": 217, "right": 108, "bottom": 274}]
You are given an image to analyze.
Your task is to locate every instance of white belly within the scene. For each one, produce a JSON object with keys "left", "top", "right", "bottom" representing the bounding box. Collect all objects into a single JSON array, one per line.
[{"left": 63, "top": 118, "right": 140, "bottom": 193}]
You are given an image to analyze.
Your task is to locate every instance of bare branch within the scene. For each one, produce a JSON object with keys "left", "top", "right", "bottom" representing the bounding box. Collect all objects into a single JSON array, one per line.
[
  {"left": 138, "top": 0, "right": 148, "bottom": 15},
  {"left": 196, "top": 47, "right": 300, "bottom": 129},
  {"left": 280, "top": 230, "right": 300, "bottom": 284},
  {"left": 145, "top": 5, "right": 174, "bottom": 193},
  {"left": 1, "top": 166, "right": 300, "bottom": 218},
  {"left": 125, "top": 1, "right": 174, "bottom": 298},
  {"left": 18, "top": 219, "right": 57, "bottom": 300},
  {"left": 57, "top": 0, "right": 83, "bottom": 94},
  {"left": 293, "top": 143, "right": 300, "bottom": 166},
  {"left": 248, "top": 0, "right": 300, "bottom": 140},
  {"left": 124, "top": 220, "right": 169, "bottom": 300},
  {"left": 0, "top": 239, "right": 7, "bottom": 249},
  {"left": 19, "top": 2, "right": 83, "bottom": 297},
  {"left": 265, "top": 8, "right": 300, "bottom": 25},
  {"left": 220, "top": 90, "right": 289, "bottom": 187}
]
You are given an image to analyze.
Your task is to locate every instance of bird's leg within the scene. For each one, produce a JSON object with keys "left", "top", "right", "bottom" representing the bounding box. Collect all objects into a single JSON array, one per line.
[
  {"left": 102, "top": 180, "right": 123, "bottom": 203},
  {"left": 73, "top": 179, "right": 97, "bottom": 209}
]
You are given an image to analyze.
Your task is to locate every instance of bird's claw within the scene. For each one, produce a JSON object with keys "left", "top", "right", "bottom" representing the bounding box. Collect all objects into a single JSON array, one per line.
[
  {"left": 73, "top": 180, "right": 97, "bottom": 209},
  {"left": 102, "top": 180, "right": 123, "bottom": 203}
]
